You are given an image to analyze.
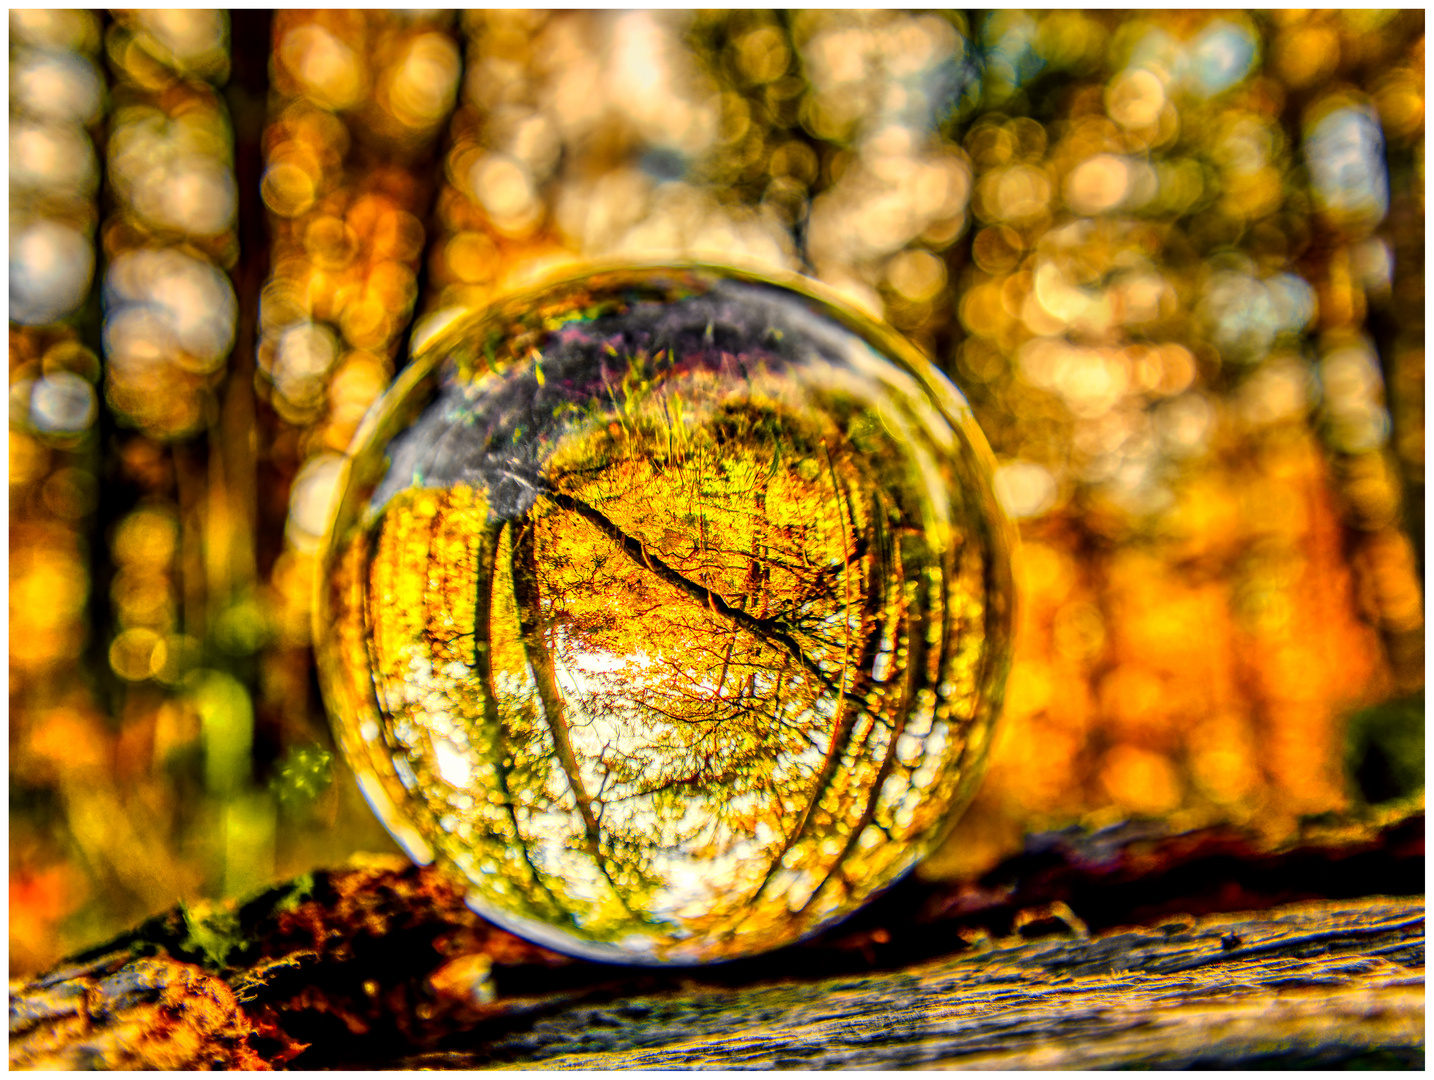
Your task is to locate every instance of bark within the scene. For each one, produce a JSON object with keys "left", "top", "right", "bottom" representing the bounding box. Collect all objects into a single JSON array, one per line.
[{"left": 8, "top": 806, "right": 1423, "bottom": 1070}]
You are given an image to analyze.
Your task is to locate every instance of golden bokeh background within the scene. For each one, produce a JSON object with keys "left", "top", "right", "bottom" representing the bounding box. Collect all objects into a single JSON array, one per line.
[{"left": 9, "top": 9, "right": 1424, "bottom": 975}]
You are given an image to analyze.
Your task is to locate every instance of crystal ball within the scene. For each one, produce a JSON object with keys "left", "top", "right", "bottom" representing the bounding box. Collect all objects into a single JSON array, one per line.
[{"left": 315, "top": 264, "right": 1015, "bottom": 964}]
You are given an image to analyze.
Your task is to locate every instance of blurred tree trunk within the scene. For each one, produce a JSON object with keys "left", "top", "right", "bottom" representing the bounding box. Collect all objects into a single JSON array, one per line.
[{"left": 9, "top": 805, "right": 1422, "bottom": 1070}]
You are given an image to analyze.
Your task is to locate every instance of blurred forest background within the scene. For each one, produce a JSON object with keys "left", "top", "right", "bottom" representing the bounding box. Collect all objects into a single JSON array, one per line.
[{"left": 9, "top": 9, "right": 1425, "bottom": 977}]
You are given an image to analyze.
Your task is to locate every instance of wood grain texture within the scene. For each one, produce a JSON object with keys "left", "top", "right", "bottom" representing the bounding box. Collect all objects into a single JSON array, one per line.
[{"left": 389, "top": 897, "right": 1424, "bottom": 1070}]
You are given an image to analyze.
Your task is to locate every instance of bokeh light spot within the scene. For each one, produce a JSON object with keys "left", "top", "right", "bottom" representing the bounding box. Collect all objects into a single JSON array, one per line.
[
  {"left": 28, "top": 373, "right": 97, "bottom": 437},
  {"left": 282, "top": 23, "right": 365, "bottom": 111},
  {"left": 10, "top": 221, "right": 94, "bottom": 325},
  {"left": 1187, "top": 19, "right": 1258, "bottom": 98},
  {"left": 1306, "top": 104, "right": 1390, "bottom": 230},
  {"left": 1106, "top": 68, "right": 1165, "bottom": 129},
  {"left": 994, "top": 460, "right": 1058, "bottom": 520}
]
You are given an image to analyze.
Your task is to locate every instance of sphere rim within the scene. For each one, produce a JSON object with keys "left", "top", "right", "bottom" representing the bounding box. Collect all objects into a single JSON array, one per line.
[{"left": 310, "top": 258, "right": 1020, "bottom": 965}]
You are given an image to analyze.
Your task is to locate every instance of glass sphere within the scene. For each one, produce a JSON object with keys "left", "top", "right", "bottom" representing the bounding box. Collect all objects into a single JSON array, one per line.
[{"left": 315, "top": 264, "right": 1015, "bottom": 964}]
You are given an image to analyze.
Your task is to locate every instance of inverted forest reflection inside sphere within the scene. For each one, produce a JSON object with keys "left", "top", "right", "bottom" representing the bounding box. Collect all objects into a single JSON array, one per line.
[{"left": 315, "top": 265, "right": 1015, "bottom": 963}]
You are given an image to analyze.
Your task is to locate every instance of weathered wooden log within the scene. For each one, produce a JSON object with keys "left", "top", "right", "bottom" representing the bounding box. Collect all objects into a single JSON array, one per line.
[
  {"left": 397, "top": 897, "right": 1425, "bottom": 1070},
  {"left": 9, "top": 808, "right": 1424, "bottom": 1069}
]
